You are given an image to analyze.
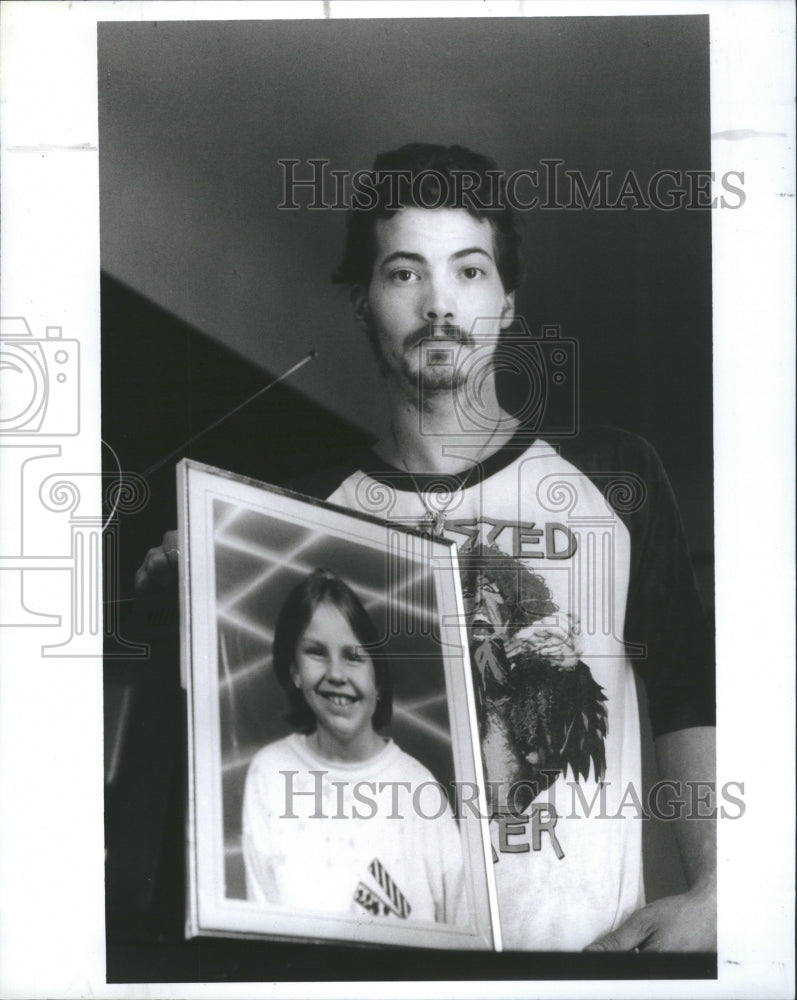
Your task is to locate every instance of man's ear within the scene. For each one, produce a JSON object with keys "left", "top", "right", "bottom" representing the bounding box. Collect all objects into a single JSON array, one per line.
[
  {"left": 499, "top": 291, "right": 515, "bottom": 331},
  {"left": 350, "top": 285, "right": 371, "bottom": 333}
]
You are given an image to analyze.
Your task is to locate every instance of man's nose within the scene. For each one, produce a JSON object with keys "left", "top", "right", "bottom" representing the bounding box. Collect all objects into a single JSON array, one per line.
[{"left": 423, "top": 276, "right": 456, "bottom": 325}]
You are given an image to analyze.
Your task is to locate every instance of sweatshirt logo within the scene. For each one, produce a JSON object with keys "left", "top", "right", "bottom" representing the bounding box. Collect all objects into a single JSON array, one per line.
[
  {"left": 353, "top": 858, "right": 411, "bottom": 918},
  {"left": 446, "top": 517, "right": 578, "bottom": 559}
]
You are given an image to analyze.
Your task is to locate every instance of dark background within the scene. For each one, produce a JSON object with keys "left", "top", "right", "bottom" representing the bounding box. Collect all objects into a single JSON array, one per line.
[{"left": 100, "top": 14, "right": 714, "bottom": 981}]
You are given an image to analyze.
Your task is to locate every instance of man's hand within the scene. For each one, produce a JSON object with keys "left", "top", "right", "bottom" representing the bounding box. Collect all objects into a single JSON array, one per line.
[
  {"left": 586, "top": 726, "right": 717, "bottom": 953},
  {"left": 585, "top": 878, "right": 716, "bottom": 952},
  {"left": 134, "top": 530, "right": 179, "bottom": 595}
]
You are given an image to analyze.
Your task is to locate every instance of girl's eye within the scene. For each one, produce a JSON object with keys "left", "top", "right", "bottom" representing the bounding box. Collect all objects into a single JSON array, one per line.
[
  {"left": 461, "top": 266, "right": 483, "bottom": 280},
  {"left": 302, "top": 644, "right": 325, "bottom": 657}
]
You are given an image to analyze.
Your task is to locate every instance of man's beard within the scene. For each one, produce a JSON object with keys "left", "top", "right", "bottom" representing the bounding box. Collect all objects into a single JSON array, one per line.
[
  {"left": 404, "top": 355, "right": 469, "bottom": 392},
  {"left": 397, "top": 326, "right": 476, "bottom": 395}
]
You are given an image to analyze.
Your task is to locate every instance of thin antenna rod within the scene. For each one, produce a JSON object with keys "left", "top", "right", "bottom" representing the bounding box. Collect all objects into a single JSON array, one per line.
[{"left": 143, "top": 350, "right": 318, "bottom": 478}]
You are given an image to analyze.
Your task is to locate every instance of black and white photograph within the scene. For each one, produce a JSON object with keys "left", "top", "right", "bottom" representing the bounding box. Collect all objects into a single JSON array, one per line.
[
  {"left": 101, "top": 10, "right": 720, "bottom": 979},
  {"left": 0, "top": 2, "right": 794, "bottom": 999},
  {"left": 179, "top": 460, "right": 496, "bottom": 950}
]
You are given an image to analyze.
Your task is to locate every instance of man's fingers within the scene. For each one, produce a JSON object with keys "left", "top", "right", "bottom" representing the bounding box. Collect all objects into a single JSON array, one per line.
[
  {"left": 161, "top": 529, "right": 178, "bottom": 550},
  {"left": 134, "top": 548, "right": 168, "bottom": 595},
  {"left": 134, "top": 531, "right": 180, "bottom": 595},
  {"left": 584, "top": 910, "right": 649, "bottom": 952},
  {"left": 585, "top": 892, "right": 716, "bottom": 954}
]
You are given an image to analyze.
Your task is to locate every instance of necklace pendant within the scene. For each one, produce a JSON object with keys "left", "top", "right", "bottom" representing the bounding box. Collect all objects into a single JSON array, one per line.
[{"left": 418, "top": 509, "right": 446, "bottom": 537}]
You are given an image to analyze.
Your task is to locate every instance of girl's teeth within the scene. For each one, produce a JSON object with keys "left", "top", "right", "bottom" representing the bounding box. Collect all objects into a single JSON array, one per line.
[{"left": 326, "top": 694, "right": 353, "bottom": 706}]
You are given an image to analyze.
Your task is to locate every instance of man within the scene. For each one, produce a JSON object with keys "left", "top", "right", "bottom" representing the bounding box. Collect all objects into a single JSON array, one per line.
[{"left": 136, "top": 143, "right": 716, "bottom": 952}]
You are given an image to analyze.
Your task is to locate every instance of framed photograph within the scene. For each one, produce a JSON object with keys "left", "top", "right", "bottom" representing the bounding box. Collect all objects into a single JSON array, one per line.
[{"left": 178, "top": 459, "right": 499, "bottom": 950}]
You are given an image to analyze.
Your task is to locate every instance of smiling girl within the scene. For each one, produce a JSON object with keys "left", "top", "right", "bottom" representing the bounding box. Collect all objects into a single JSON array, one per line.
[{"left": 242, "top": 568, "right": 466, "bottom": 925}]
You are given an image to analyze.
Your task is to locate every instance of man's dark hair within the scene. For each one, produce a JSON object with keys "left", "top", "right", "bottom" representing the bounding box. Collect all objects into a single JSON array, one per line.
[
  {"left": 271, "top": 567, "right": 393, "bottom": 733},
  {"left": 332, "top": 143, "right": 523, "bottom": 292}
]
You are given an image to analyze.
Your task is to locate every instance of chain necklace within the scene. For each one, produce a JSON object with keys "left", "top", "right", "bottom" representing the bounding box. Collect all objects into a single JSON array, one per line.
[{"left": 390, "top": 421, "right": 502, "bottom": 536}]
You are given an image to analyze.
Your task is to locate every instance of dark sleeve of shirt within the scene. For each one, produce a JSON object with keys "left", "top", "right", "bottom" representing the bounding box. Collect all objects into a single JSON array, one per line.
[{"left": 561, "top": 427, "right": 716, "bottom": 738}]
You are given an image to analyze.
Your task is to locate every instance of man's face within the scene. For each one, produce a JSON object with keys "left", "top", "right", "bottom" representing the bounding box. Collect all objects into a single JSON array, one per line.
[{"left": 353, "top": 207, "right": 514, "bottom": 393}]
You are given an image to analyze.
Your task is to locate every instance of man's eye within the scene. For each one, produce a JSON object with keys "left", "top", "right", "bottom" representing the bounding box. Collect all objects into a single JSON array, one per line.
[{"left": 390, "top": 268, "right": 418, "bottom": 283}]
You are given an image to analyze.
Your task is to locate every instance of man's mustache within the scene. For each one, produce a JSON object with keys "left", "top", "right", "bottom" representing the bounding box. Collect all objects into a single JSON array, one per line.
[{"left": 402, "top": 323, "right": 475, "bottom": 352}]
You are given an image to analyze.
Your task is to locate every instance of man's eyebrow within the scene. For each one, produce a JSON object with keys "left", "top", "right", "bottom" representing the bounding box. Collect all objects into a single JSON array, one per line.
[
  {"left": 451, "top": 247, "right": 494, "bottom": 262},
  {"left": 380, "top": 251, "right": 426, "bottom": 266},
  {"left": 379, "top": 247, "right": 494, "bottom": 267}
]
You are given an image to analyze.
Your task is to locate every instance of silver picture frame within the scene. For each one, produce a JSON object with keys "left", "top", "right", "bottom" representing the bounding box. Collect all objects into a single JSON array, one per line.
[{"left": 178, "top": 459, "right": 500, "bottom": 950}]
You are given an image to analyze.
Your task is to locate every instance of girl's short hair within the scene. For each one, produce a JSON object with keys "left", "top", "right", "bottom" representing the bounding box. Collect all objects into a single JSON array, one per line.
[{"left": 271, "top": 568, "right": 393, "bottom": 733}]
